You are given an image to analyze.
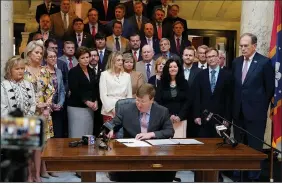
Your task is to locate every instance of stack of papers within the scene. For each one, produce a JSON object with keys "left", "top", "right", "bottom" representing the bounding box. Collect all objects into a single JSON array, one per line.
[
  {"left": 116, "top": 139, "right": 152, "bottom": 147},
  {"left": 146, "top": 139, "right": 204, "bottom": 145}
]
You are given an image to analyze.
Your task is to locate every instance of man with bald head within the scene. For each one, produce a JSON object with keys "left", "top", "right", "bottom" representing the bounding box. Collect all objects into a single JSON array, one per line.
[
  {"left": 136, "top": 45, "right": 156, "bottom": 82},
  {"left": 140, "top": 22, "right": 160, "bottom": 54}
]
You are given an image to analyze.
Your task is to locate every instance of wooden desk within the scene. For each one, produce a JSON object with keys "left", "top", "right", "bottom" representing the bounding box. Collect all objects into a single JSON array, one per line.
[{"left": 42, "top": 138, "right": 267, "bottom": 182}]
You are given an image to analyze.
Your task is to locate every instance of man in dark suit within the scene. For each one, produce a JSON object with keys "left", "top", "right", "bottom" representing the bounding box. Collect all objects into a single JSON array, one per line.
[
  {"left": 83, "top": 8, "right": 107, "bottom": 39},
  {"left": 153, "top": 0, "right": 171, "bottom": 18},
  {"left": 194, "top": 47, "right": 232, "bottom": 138},
  {"left": 192, "top": 45, "right": 209, "bottom": 69},
  {"left": 182, "top": 46, "right": 201, "bottom": 138},
  {"left": 95, "top": 32, "right": 112, "bottom": 71},
  {"left": 91, "top": 0, "right": 119, "bottom": 23},
  {"left": 28, "top": 14, "right": 56, "bottom": 44},
  {"left": 63, "top": 18, "right": 94, "bottom": 49},
  {"left": 232, "top": 33, "right": 274, "bottom": 181},
  {"left": 153, "top": 38, "right": 180, "bottom": 61},
  {"left": 169, "top": 21, "right": 191, "bottom": 56},
  {"left": 124, "top": 33, "right": 142, "bottom": 62},
  {"left": 127, "top": 1, "right": 150, "bottom": 36},
  {"left": 162, "top": 4, "right": 188, "bottom": 39},
  {"left": 140, "top": 23, "right": 160, "bottom": 54},
  {"left": 124, "top": 0, "right": 147, "bottom": 18},
  {"left": 146, "top": 0, "right": 161, "bottom": 19},
  {"left": 107, "top": 83, "right": 175, "bottom": 182},
  {"left": 106, "top": 3, "right": 132, "bottom": 38},
  {"left": 152, "top": 8, "right": 166, "bottom": 40},
  {"left": 35, "top": 0, "right": 60, "bottom": 23}
]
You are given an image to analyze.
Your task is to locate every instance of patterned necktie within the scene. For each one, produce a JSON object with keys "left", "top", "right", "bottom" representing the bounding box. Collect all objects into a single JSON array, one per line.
[
  {"left": 63, "top": 13, "right": 68, "bottom": 31},
  {"left": 104, "top": 0, "right": 108, "bottom": 16},
  {"left": 242, "top": 59, "right": 249, "bottom": 84},
  {"left": 210, "top": 70, "right": 216, "bottom": 93},
  {"left": 99, "top": 51, "right": 104, "bottom": 64},
  {"left": 157, "top": 23, "right": 162, "bottom": 40},
  {"left": 92, "top": 25, "right": 96, "bottom": 37},
  {"left": 115, "top": 37, "right": 120, "bottom": 51},
  {"left": 69, "top": 57, "right": 73, "bottom": 69},
  {"left": 176, "top": 38, "right": 180, "bottom": 54},
  {"left": 141, "top": 113, "right": 148, "bottom": 133},
  {"left": 146, "top": 63, "right": 151, "bottom": 80},
  {"left": 77, "top": 33, "right": 81, "bottom": 46}
]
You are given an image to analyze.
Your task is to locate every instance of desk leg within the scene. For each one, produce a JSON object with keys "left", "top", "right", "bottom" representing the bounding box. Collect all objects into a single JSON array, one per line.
[
  {"left": 194, "top": 171, "right": 219, "bottom": 182},
  {"left": 81, "top": 172, "right": 96, "bottom": 182}
]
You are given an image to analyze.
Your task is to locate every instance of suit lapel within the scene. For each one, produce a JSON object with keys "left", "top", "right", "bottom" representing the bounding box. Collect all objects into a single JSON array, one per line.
[
  {"left": 213, "top": 69, "right": 223, "bottom": 94},
  {"left": 147, "top": 104, "right": 156, "bottom": 132},
  {"left": 56, "top": 13, "right": 64, "bottom": 31},
  {"left": 243, "top": 54, "right": 259, "bottom": 85},
  {"left": 132, "top": 104, "right": 141, "bottom": 133},
  {"left": 204, "top": 69, "right": 213, "bottom": 95},
  {"left": 188, "top": 68, "right": 196, "bottom": 86}
]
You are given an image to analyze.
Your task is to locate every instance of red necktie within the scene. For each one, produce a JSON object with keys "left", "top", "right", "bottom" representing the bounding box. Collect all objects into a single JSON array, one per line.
[
  {"left": 92, "top": 25, "right": 96, "bottom": 37},
  {"left": 157, "top": 23, "right": 162, "bottom": 40},
  {"left": 69, "top": 57, "right": 73, "bottom": 69},
  {"left": 134, "top": 51, "right": 138, "bottom": 62},
  {"left": 104, "top": 0, "right": 108, "bottom": 16},
  {"left": 176, "top": 38, "right": 180, "bottom": 54}
]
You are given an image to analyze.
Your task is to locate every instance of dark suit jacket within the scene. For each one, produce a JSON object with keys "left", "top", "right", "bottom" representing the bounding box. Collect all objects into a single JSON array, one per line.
[
  {"left": 63, "top": 32, "right": 94, "bottom": 49},
  {"left": 170, "top": 36, "right": 191, "bottom": 56},
  {"left": 92, "top": 0, "right": 119, "bottom": 21},
  {"left": 124, "top": 1, "right": 147, "bottom": 18},
  {"left": 162, "top": 16, "right": 189, "bottom": 38},
  {"left": 112, "top": 102, "right": 174, "bottom": 139},
  {"left": 35, "top": 3, "right": 60, "bottom": 23},
  {"left": 140, "top": 36, "right": 160, "bottom": 54},
  {"left": 186, "top": 66, "right": 201, "bottom": 88},
  {"left": 68, "top": 64, "right": 97, "bottom": 108},
  {"left": 155, "top": 80, "right": 191, "bottom": 121},
  {"left": 106, "top": 19, "right": 132, "bottom": 38},
  {"left": 98, "top": 49, "right": 112, "bottom": 71},
  {"left": 127, "top": 15, "right": 150, "bottom": 36},
  {"left": 153, "top": 52, "right": 180, "bottom": 61},
  {"left": 57, "top": 59, "right": 69, "bottom": 92},
  {"left": 194, "top": 68, "right": 232, "bottom": 122},
  {"left": 124, "top": 49, "right": 142, "bottom": 62},
  {"left": 27, "top": 30, "right": 56, "bottom": 44},
  {"left": 83, "top": 22, "right": 107, "bottom": 37},
  {"left": 147, "top": 0, "right": 162, "bottom": 18},
  {"left": 152, "top": 21, "right": 167, "bottom": 39}
]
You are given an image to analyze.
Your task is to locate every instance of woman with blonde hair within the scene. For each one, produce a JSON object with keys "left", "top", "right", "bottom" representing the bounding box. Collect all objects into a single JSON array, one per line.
[
  {"left": 1, "top": 56, "right": 36, "bottom": 117},
  {"left": 24, "top": 40, "right": 55, "bottom": 182},
  {"left": 148, "top": 56, "right": 167, "bottom": 88},
  {"left": 99, "top": 51, "right": 132, "bottom": 123},
  {"left": 122, "top": 53, "right": 145, "bottom": 97}
]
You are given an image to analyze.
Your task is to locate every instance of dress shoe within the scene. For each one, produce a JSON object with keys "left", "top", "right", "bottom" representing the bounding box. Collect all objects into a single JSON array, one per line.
[{"left": 40, "top": 173, "right": 50, "bottom": 179}]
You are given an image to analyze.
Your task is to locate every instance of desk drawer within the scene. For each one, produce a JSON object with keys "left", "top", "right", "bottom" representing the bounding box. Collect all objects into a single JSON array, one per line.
[{"left": 128, "top": 160, "right": 185, "bottom": 171}]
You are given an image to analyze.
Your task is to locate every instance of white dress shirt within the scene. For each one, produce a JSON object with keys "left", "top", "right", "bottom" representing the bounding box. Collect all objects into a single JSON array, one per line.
[
  {"left": 144, "top": 60, "right": 154, "bottom": 73},
  {"left": 242, "top": 52, "right": 256, "bottom": 72},
  {"left": 132, "top": 49, "right": 140, "bottom": 60},
  {"left": 174, "top": 35, "right": 182, "bottom": 45},
  {"left": 117, "top": 18, "right": 124, "bottom": 26},
  {"left": 146, "top": 36, "right": 153, "bottom": 48},
  {"left": 113, "top": 35, "right": 121, "bottom": 51},
  {"left": 183, "top": 65, "right": 193, "bottom": 81}
]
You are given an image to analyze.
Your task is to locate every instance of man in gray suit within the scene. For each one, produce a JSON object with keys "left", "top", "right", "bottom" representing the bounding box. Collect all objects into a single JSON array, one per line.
[
  {"left": 136, "top": 45, "right": 155, "bottom": 82},
  {"left": 107, "top": 83, "right": 175, "bottom": 182},
  {"left": 58, "top": 40, "right": 78, "bottom": 70},
  {"left": 153, "top": 38, "right": 180, "bottom": 61}
]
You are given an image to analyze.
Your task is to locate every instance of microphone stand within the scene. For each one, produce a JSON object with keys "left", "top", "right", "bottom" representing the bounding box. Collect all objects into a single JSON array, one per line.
[{"left": 211, "top": 113, "right": 282, "bottom": 182}]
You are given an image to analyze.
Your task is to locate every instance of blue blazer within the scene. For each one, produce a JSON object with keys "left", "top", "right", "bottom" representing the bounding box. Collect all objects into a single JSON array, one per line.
[
  {"left": 52, "top": 68, "right": 65, "bottom": 106},
  {"left": 106, "top": 19, "right": 132, "bottom": 39}
]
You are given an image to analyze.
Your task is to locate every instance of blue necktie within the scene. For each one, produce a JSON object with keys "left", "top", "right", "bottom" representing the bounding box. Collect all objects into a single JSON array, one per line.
[
  {"left": 210, "top": 70, "right": 216, "bottom": 93},
  {"left": 146, "top": 63, "right": 151, "bottom": 80},
  {"left": 99, "top": 51, "right": 104, "bottom": 64}
]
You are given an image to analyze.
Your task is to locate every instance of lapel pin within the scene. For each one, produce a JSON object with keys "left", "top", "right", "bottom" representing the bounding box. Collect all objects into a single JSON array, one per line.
[{"left": 254, "top": 60, "right": 257, "bottom": 63}]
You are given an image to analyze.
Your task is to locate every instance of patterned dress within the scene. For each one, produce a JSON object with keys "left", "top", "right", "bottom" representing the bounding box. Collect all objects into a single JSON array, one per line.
[
  {"left": 24, "top": 66, "right": 55, "bottom": 139},
  {"left": 1, "top": 79, "right": 36, "bottom": 116}
]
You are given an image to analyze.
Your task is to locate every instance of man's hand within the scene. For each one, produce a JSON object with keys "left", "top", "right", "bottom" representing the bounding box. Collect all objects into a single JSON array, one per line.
[
  {"left": 135, "top": 132, "right": 155, "bottom": 140},
  {"left": 170, "top": 115, "right": 176, "bottom": 122},
  {"left": 107, "top": 130, "right": 114, "bottom": 139},
  {"left": 194, "top": 118, "right": 202, "bottom": 125},
  {"left": 173, "top": 116, "right": 181, "bottom": 123}
]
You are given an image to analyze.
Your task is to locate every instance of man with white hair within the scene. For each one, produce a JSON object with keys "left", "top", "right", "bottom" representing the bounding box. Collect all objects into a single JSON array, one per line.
[
  {"left": 153, "top": 38, "right": 180, "bottom": 61},
  {"left": 136, "top": 45, "right": 155, "bottom": 82},
  {"left": 218, "top": 50, "right": 226, "bottom": 69}
]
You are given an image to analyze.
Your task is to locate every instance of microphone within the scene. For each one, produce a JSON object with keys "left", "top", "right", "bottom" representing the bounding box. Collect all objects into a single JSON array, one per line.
[
  {"left": 98, "top": 121, "right": 114, "bottom": 138},
  {"left": 69, "top": 135, "right": 95, "bottom": 147},
  {"left": 215, "top": 124, "right": 238, "bottom": 147},
  {"left": 203, "top": 110, "right": 213, "bottom": 122}
]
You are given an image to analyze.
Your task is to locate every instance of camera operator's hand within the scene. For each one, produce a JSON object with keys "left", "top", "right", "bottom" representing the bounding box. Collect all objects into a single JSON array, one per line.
[{"left": 107, "top": 130, "right": 114, "bottom": 139}]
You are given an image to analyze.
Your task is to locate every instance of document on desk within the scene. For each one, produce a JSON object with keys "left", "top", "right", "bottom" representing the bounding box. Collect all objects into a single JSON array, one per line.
[
  {"left": 146, "top": 139, "right": 204, "bottom": 145},
  {"left": 115, "top": 139, "right": 152, "bottom": 147}
]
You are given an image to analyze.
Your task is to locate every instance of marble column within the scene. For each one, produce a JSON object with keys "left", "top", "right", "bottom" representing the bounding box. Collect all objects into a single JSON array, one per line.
[
  {"left": 240, "top": 1, "right": 276, "bottom": 150},
  {"left": 1, "top": 1, "right": 14, "bottom": 79}
]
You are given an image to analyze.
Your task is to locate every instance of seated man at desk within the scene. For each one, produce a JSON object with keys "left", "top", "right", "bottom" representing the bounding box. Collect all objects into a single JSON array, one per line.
[{"left": 107, "top": 83, "right": 175, "bottom": 182}]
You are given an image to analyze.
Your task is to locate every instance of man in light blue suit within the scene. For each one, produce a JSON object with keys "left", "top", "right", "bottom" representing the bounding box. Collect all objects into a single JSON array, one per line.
[{"left": 105, "top": 3, "right": 132, "bottom": 39}]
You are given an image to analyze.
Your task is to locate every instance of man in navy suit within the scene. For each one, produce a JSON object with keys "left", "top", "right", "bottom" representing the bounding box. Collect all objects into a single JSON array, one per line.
[
  {"left": 91, "top": 0, "right": 119, "bottom": 23},
  {"left": 106, "top": 4, "right": 132, "bottom": 38},
  {"left": 35, "top": 0, "right": 60, "bottom": 23},
  {"left": 124, "top": 0, "right": 147, "bottom": 18},
  {"left": 140, "top": 23, "right": 160, "bottom": 54},
  {"left": 94, "top": 32, "right": 112, "bottom": 71},
  {"left": 124, "top": 33, "right": 143, "bottom": 62},
  {"left": 194, "top": 47, "right": 232, "bottom": 138},
  {"left": 232, "top": 33, "right": 275, "bottom": 181},
  {"left": 83, "top": 8, "right": 107, "bottom": 39},
  {"left": 152, "top": 8, "right": 166, "bottom": 40}
]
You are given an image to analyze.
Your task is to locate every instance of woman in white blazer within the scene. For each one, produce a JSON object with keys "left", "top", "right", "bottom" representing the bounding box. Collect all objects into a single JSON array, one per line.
[{"left": 99, "top": 51, "right": 132, "bottom": 123}]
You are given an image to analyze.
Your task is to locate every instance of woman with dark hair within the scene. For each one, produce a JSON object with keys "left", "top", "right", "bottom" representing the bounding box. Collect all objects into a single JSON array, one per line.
[
  {"left": 67, "top": 46, "right": 98, "bottom": 138},
  {"left": 155, "top": 59, "right": 190, "bottom": 138}
]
